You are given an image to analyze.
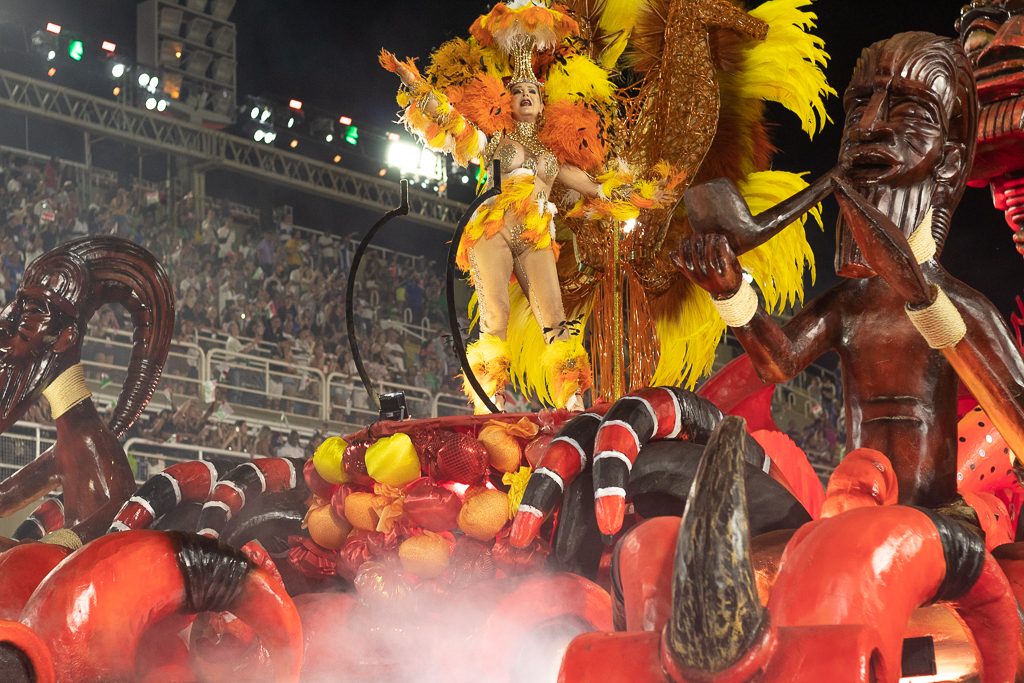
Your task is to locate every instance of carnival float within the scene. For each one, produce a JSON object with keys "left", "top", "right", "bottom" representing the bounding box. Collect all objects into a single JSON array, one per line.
[{"left": 1, "top": 0, "right": 1024, "bottom": 681}]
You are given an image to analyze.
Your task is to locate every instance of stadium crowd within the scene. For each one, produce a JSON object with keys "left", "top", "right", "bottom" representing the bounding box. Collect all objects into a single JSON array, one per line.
[{"left": 0, "top": 150, "right": 470, "bottom": 456}]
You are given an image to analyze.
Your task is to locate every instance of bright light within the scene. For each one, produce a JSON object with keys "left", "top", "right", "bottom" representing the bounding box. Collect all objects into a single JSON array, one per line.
[
  {"left": 259, "top": 108, "right": 271, "bottom": 123},
  {"left": 338, "top": 115, "right": 352, "bottom": 126},
  {"left": 110, "top": 63, "right": 126, "bottom": 78},
  {"left": 288, "top": 98, "right": 302, "bottom": 110},
  {"left": 67, "top": 39, "right": 84, "bottom": 62},
  {"left": 250, "top": 106, "right": 260, "bottom": 119},
  {"left": 46, "top": 23, "right": 61, "bottom": 35},
  {"left": 156, "top": 99, "right": 168, "bottom": 112},
  {"left": 386, "top": 140, "right": 444, "bottom": 180},
  {"left": 289, "top": 138, "right": 298, "bottom": 148},
  {"left": 145, "top": 97, "right": 157, "bottom": 110},
  {"left": 150, "top": 76, "right": 159, "bottom": 89},
  {"left": 47, "top": 67, "right": 57, "bottom": 77},
  {"left": 138, "top": 72, "right": 150, "bottom": 87},
  {"left": 101, "top": 40, "right": 116, "bottom": 53},
  {"left": 253, "top": 129, "right": 265, "bottom": 142},
  {"left": 461, "top": 175, "right": 470, "bottom": 184},
  {"left": 286, "top": 117, "right": 295, "bottom": 128},
  {"left": 378, "top": 168, "right": 387, "bottom": 177},
  {"left": 333, "top": 154, "right": 341, "bottom": 163},
  {"left": 46, "top": 50, "right": 56, "bottom": 61},
  {"left": 265, "top": 131, "right": 277, "bottom": 143},
  {"left": 112, "top": 86, "right": 121, "bottom": 96},
  {"left": 622, "top": 218, "right": 637, "bottom": 235},
  {"left": 386, "top": 132, "right": 400, "bottom": 142},
  {"left": 325, "top": 134, "right": 333, "bottom": 142}
]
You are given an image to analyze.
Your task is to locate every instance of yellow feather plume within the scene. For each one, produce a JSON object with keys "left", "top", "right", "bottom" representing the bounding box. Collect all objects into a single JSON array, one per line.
[
  {"left": 736, "top": 170, "right": 821, "bottom": 311},
  {"left": 743, "top": 0, "right": 835, "bottom": 138},
  {"left": 462, "top": 333, "right": 511, "bottom": 401},
  {"left": 545, "top": 54, "right": 618, "bottom": 107},
  {"left": 596, "top": 0, "right": 645, "bottom": 67}
]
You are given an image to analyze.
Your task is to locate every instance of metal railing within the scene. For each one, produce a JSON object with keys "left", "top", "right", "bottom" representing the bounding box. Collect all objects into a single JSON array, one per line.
[{"left": 0, "top": 423, "right": 56, "bottom": 482}]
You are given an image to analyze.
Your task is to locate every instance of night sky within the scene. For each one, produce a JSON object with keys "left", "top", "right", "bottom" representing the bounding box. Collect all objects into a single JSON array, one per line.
[{"left": 2, "top": 0, "right": 1022, "bottom": 318}]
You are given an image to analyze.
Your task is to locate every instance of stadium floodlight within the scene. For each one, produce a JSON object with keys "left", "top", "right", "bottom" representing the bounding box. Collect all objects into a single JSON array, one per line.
[
  {"left": 46, "top": 23, "right": 61, "bottom": 35},
  {"left": 47, "top": 50, "right": 56, "bottom": 61},
  {"left": 110, "top": 62, "right": 126, "bottom": 78},
  {"left": 386, "top": 140, "right": 444, "bottom": 180},
  {"left": 185, "top": 18, "right": 212, "bottom": 44},
  {"left": 253, "top": 129, "right": 265, "bottom": 142},
  {"left": 209, "top": 0, "right": 236, "bottom": 20},
  {"left": 338, "top": 115, "right": 352, "bottom": 126},
  {"left": 185, "top": 51, "right": 213, "bottom": 77},
  {"left": 210, "top": 58, "right": 233, "bottom": 84},
  {"left": 211, "top": 26, "right": 233, "bottom": 52},
  {"left": 101, "top": 40, "right": 116, "bottom": 53},
  {"left": 47, "top": 67, "right": 57, "bottom": 77},
  {"left": 344, "top": 125, "right": 359, "bottom": 145},
  {"left": 156, "top": 99, "right": 168, "bottom": 112},
  {"left": 145, "top": 97, "right": 157, "bottom": 110},
  {"left": 264, "top": 131, "right": 277, "bottom": 143},
  {"left": 67, "top": 39, "right": 84, "bottom": 61},
  {"left": 288, "top": 99, "right": 302, "bottom": 111},
  {"left": 159, "top": 7, "right": 183, "bottom": 34},
  {"left": 138, "top": 72, "right": 151, "bottom": 87}
]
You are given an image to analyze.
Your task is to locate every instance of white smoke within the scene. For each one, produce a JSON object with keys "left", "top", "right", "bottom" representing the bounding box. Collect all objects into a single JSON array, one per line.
[{"left": 300, "top": 570, "right": 599, "bottom": 683}]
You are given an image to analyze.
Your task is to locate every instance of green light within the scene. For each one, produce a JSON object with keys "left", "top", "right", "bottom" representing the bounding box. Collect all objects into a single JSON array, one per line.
[
  {"left": 68, "top": 39, "right": 84, "bottom": 61},
  {"left": 344, "top": 125, "right": 358, "bottom": 145}
]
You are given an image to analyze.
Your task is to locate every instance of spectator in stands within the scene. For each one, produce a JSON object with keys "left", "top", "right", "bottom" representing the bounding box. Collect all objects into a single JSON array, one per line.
[{"left": 276, "top": 430, "right": 304, "bottom": 459}]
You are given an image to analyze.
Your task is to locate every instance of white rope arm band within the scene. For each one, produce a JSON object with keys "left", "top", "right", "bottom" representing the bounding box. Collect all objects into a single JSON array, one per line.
[
  {"left": 907, "top": 209, "right": 936, "bottom": 265},
  {"left": 906, "top": 285, "right": 966, "bottom": 349},
  {"left": 712, "top": 280, "right": 759, "bottom": 328}
]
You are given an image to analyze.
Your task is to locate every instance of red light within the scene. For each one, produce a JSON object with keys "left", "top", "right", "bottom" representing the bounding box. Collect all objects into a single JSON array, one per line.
[
  {"left": 338, "top": 115, "right": 352, "bottom": 126},
  {"left": 288, "top": 99, "right": 302, "bottom": 111},
  {"left": 47, "top": 67, "right": 57, "bottom": 77},
  {"left": 386, "top": 132, "right": 400, "bottom": 142},
  {"left": 46, "top": 22, "right": 61, "bottom": 35},
  {"left": 101, "top": 40, "right": 116, "bottom": 53}
]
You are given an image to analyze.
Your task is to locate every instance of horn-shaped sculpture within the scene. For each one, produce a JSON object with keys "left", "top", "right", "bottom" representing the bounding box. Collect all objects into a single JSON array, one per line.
[
  {"left": 0, "top": 236, "right": 174, "bottom": 530},
  {"left": 661, "top": 415, "right": 771, "bottom": 679}
]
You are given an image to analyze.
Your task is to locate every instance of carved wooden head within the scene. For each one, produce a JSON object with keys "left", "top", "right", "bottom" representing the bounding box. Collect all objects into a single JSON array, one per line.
[
  {"left": 0, "top": 237, "right": 174, "bottom": 435},
  {"left": 836, "top": 32, "right": 977, "bottom": 276}
]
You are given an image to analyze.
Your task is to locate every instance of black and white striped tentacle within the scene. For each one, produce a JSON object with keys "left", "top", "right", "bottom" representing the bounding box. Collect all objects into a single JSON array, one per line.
[
  {"left": 196, "top": 457, "right": 306, "bottom": 539},
  {"left": 510, "top": 412, "right": 602, "bottom": 547},
  {"left": 13, "top": 495, "right": 65, "bottom": 541},
  {"left": 107, "top": 460, "right": 221, "bottom": 533}
]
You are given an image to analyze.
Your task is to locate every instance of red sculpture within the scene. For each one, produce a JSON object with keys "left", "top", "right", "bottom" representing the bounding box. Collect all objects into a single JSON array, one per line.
[{"left": 957, "top": 0, "right": 1024, "bottom": 254}]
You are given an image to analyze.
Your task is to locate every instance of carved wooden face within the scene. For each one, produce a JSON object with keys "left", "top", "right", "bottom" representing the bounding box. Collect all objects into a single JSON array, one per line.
[
  {"left": 839, "top": 51, "right": 950, "bottom": 191},
  {"left": 0, "top": 290, "right": 76, "bottom": 428}
]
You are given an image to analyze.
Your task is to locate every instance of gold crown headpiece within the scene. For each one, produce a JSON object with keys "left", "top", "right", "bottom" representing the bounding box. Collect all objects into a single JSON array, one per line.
[{"left": 508, "top": 35, "right": 541, "bottom": 87}]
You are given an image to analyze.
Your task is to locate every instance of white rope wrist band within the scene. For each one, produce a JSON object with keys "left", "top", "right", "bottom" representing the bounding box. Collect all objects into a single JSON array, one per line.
[
  {"left": 907, "top": 209, "right": 936, "bottom": 264},
  {"left": 906, "top": 286, "right": 966, "bottom": 349},
  {"left": 42, "top": 363, "right": 92, "bottom": 420},
  {"left": 712, "top": 280, "right": 758, "bottom": 328}
]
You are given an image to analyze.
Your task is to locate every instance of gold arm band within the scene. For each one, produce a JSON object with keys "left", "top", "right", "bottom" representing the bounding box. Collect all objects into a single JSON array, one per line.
[
  {"left": 42, "top": 363, "right": 92, "bottom": 420},
  {"left": 906, "top": 286, "right": 967, "bottom": 349},
  {"left": 907, "top": 208, "right": 936, "bottom": 264},
  {"left": 712, "top": 280, "right": 759, "bottom": 328},
  {"left": 41, "top": 528, "right": 83, "bottom": 551}
]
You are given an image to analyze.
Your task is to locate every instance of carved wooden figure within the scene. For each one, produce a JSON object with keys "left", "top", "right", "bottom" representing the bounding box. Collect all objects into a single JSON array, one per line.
[
  {"left": 0, "top": 237, "right": 174, "bottom": 534},
  {"left": 678, "top": 31, "right": 1024, "bottom": 512}
]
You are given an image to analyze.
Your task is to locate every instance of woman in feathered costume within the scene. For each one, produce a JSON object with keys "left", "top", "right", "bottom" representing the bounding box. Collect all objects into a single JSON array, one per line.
[
  {"left": 382, "top": 1, "right": 680, "bottom": 413},
  {"left": 383, "top": 0, "right": 834, "bottom": 411}
]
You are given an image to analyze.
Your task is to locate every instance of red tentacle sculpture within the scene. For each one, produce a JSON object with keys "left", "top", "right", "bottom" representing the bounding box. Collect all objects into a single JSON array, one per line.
[
  {"left": 196, "top": 457, "right": 304, "bottom": 539},
  {"left": 0, "top": 543, "right": 72, "bottom": 621},
  {"left": 18, "top": 530, "right": 302, "bottom": 682},
  {"left": 0, "top": 619, "right": 54, "bottom": 683},
  {"left": 108, "top": 460, "right": 220, "bottom": 532}
]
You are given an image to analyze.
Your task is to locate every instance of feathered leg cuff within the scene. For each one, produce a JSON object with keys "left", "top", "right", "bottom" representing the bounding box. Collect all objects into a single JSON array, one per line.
[
  {"left": 541, "top": 331, "right": 592, "bottom": 410},
  {"left": 463, "top": 333, "right": 511, "bottom": 414}
]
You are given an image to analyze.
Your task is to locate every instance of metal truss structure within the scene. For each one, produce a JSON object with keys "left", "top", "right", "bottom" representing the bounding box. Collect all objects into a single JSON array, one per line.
[{"left": 0, "top": 68, "right": 467, "bottom": 230}]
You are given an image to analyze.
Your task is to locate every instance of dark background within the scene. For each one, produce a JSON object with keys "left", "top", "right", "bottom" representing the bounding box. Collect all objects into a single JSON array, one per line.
[{"left": 1, "top": 0, "right": 1020, "bottom": 319}]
